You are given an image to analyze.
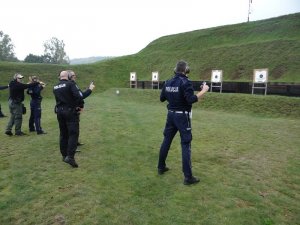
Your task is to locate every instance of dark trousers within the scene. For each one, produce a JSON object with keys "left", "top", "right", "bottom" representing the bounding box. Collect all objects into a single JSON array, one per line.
[
  {"left": 158, "top": 111, "right": 193, "bottom": 178},
  {"left": 57, "top": 108, "right": 79, "bottom": 158},
  {"left": 0, "top": 104, "right": 5, "bottom": 117},
  {"left": 29, "top": 99, "right": 42, "bottom": 132}
]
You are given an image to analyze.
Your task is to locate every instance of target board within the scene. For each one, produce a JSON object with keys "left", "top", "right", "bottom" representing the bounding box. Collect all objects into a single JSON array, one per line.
[
  {"left": 152, "top": 71, "right": 159, "bottom": 81},
  {"left": 130, "top": 72, "right": 137, "bottom": 81},
  {"left": 211, "top": 70, "right": 223, "bottom": 83},
  {"left": 253, "top": 69, "right": 268, "bottom": 83}
]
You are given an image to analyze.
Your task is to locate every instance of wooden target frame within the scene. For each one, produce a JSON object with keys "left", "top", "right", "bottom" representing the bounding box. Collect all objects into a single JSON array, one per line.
[
  {"left": 210, "top": 70, "right": 223, "bottom": 93},
  {"left": 252, "top": 68, "right": 268, "bottom": 95},
  {"left": 130, "top": 72, "right": 137, "bottom": 88},
  {"left": 151, "top": 71, "right": 159, "bottom": 89}
]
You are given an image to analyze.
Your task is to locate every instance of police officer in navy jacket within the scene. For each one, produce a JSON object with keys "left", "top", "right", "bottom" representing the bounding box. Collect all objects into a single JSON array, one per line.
[
  {"left": 66, "top": 70, "right": 95, "bottom": 148},
  {"left": 27, "top": 76, "right": 46, "bottom": 134},
  {"left": 158, "top": 60, "right": 209, "bottom": 185}
]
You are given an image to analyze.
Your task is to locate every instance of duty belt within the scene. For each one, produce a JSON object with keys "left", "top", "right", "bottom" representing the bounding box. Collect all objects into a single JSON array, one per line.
[
  {"left": 168, "top": 110, "right": 189, "bottom": 114},
  {"left": 56, "top": 106, "right": 76, "bottom": 112}
]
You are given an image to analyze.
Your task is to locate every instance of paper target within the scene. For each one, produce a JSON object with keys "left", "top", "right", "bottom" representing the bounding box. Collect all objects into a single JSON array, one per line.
[
  {"left": 130, "top": 72, "right": 136, "bottom": 81},
  {"left": 152, "top": 71, "right": 159, "bottom": 81},
  {"left": 254, "top": 69, "right": 268, "bottom": 83},
  {"left": 211, "top": 70, "right": 223, "bottom": 83}
]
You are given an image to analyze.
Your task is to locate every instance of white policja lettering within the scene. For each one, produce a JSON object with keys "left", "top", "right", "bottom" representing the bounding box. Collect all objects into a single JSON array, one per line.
[
  {"left": 53, "top": 83, "right": 66, "bottom": 90},
  {"left": 166, "top": 86, "right": 178, "bottom": 92}
]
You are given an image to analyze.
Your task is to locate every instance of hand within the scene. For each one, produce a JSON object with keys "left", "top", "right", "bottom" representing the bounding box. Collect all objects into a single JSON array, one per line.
[
  {"left": 39, "top": 81, "right": 46, "bottom": 87},
  {"left": 196, "top": 83, "right": 210, "bottom": 99},
  {"left": 89, "top": 83, "right": 95, "bottom": 90},
  {"left": 76, "top": 107, "right": 84, "bottom": 114},
  {"left": 201, "top": 84, "right": 209, "bottom": 92}
]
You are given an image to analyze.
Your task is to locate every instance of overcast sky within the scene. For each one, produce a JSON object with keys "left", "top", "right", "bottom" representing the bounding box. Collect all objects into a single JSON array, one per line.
[{"left": 1, "top": 0, "right": 299, "bottom": 60}]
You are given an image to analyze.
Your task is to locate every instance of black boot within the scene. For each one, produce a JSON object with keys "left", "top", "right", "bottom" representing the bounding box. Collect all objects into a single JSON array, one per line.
[
  {"left": 37, "top": 130, "right": 47, "bottom": 135},
  {"left": 0, "top": 111, "right": 6, "bottom": 118},
  {"left": 0, "top": 105, "right": 5, "bottom": 117},
  {"left": 63, "top": 156, "right": 78, "bottom": 168}
]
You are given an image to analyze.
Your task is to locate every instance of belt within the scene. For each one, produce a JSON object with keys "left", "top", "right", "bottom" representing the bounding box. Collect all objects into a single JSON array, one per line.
[
  {"left": 56, "top": 106, "right": 76, "bottom": 111},
  {"left": 168, "top": 110, "right": 189, "bottom": 114}
]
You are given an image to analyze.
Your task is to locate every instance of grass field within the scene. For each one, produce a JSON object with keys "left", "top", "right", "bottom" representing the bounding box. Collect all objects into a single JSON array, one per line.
[{"left": 0, "top": 89, "right": 299, "bottom": 225}]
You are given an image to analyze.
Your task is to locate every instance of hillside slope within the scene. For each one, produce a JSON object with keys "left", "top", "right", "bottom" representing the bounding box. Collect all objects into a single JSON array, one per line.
[
  {"left": 0, "top": 13, "right": 299, "bottom": 99},
  {"left": 136, "top": 13, "right": 300, "bottom": 82}
]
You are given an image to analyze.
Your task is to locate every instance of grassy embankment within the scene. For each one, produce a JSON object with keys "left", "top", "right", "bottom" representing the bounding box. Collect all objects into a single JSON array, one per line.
[{"left": 1, "top": 13, "right": 300, "bottom": 99}]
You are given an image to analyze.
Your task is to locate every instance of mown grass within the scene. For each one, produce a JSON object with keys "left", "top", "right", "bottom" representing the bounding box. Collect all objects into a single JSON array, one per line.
[{"left": 0, "top": 89, "right": 299, "bottom": 225}]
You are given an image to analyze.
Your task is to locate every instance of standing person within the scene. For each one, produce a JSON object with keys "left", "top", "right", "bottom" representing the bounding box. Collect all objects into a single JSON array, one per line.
[
  {"left": 27, "top": 76, "right": 47, "bottom": 135},
  {"left": 53, "top": 70, "right": 84, "bottom": 168},
  {"left": 67, "top": 70, "right": 95, "bottom": 148},
  {"left": 0, "top": 84, "right": 9, "bottom": 117},
  {"left": 157, "top": 60, "right": 209, "bottom": 185},
  {"left": 5, "top": 74, "right": 39, "bottom": 136}
]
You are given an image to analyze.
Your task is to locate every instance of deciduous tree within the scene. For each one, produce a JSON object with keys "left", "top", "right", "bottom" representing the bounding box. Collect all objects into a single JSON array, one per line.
[
  {"left": 43, "top": 37, "right": 69, "bottom": 64},
  {"left": 0, "top": 31, "right": 18, "bottom": 62}
]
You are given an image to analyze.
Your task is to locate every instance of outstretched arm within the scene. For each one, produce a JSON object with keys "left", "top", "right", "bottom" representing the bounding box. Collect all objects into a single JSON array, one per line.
[
  {"left": 82, "top": 82, "right": 95, "bottom": 99},
  {"left": 0, "top": 85, "right": 9, "bottom": 90}
]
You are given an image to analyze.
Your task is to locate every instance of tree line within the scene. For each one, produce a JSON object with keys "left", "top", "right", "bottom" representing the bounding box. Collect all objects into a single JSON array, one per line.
[{"left": 0, "top": 30, "right": 70, "bottom": 64}]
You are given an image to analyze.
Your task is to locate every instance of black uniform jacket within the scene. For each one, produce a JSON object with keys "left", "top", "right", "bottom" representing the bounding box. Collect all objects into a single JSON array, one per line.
[
  {"left": 9, "top": 80, "right": 38, "bottom": 103},
  {"left": 0, "top": 85, "right": 9, "bottom": 90},
  {"left": 53, "top": 79, "right": 83, "bottom": 109}
]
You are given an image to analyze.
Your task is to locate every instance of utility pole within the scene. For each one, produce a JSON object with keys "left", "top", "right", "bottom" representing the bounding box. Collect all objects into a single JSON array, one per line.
[{"left": 247, "top": 0, "right": 252, "bottom": 22}]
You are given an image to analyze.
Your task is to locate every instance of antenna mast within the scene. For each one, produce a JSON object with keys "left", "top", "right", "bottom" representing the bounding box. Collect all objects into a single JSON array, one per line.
[{"left": 247, "top": 0, "right": 252, "bottom": 22}]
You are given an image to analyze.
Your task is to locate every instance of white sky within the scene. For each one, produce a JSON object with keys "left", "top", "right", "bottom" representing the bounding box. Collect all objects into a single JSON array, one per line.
[{"left": 1, "top": 0, "right": 300, "bottom": 60}]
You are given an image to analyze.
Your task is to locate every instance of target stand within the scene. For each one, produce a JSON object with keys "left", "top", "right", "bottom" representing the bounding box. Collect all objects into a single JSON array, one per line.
[
  {"left": 252, "top": 69, "right": 268, "bottom": 95},
  {"left": 130, "top": 72, "right": 137, "bottom": 88},
  {"left": 210, "top": 70, "right": 223, "bottom": 93},
  {"left": 152, "top": 71, "right": 159, "bottom": 89}
]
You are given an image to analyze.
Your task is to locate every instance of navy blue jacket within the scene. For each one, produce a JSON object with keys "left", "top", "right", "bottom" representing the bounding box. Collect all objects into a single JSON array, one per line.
[
  {"left": 81, "top": 89, "right": 92, "bottom": 100},
  {"left": 27, "top": 85, "right": 43, "bottom": 100},
  {"left": 69, "top": 80, "right": 92, "bottom": 108},
  {"left": 160, "top": 73, "right": 198, "bottom": 112}
]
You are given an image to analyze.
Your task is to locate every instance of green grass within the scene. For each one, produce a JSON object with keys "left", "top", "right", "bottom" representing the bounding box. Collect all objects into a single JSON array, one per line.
[{"left": 0, "top": 89, "right": 299, "bottom": 225}]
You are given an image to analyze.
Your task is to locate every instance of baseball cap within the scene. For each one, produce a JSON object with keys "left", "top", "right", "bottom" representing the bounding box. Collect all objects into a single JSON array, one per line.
[{"left": 14, "top": 73, "right": 24, "bottom": 79}]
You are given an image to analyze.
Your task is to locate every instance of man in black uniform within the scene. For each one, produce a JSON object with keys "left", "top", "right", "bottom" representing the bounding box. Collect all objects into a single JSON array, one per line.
[
  {"left": 157, "top": 60, "right": 209, "bottom": 185},
  {"left": 67, "top": 70, "right": 95, "bottom": 149},
  {"left": 5, "top": 74, "right": 39, "bottom": 136},
  {"left": 53, "top": 71, "right": 84, "bottom": 168},
  {"left": 0, "top": 84, "right": 9, "bottom": 117}
]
